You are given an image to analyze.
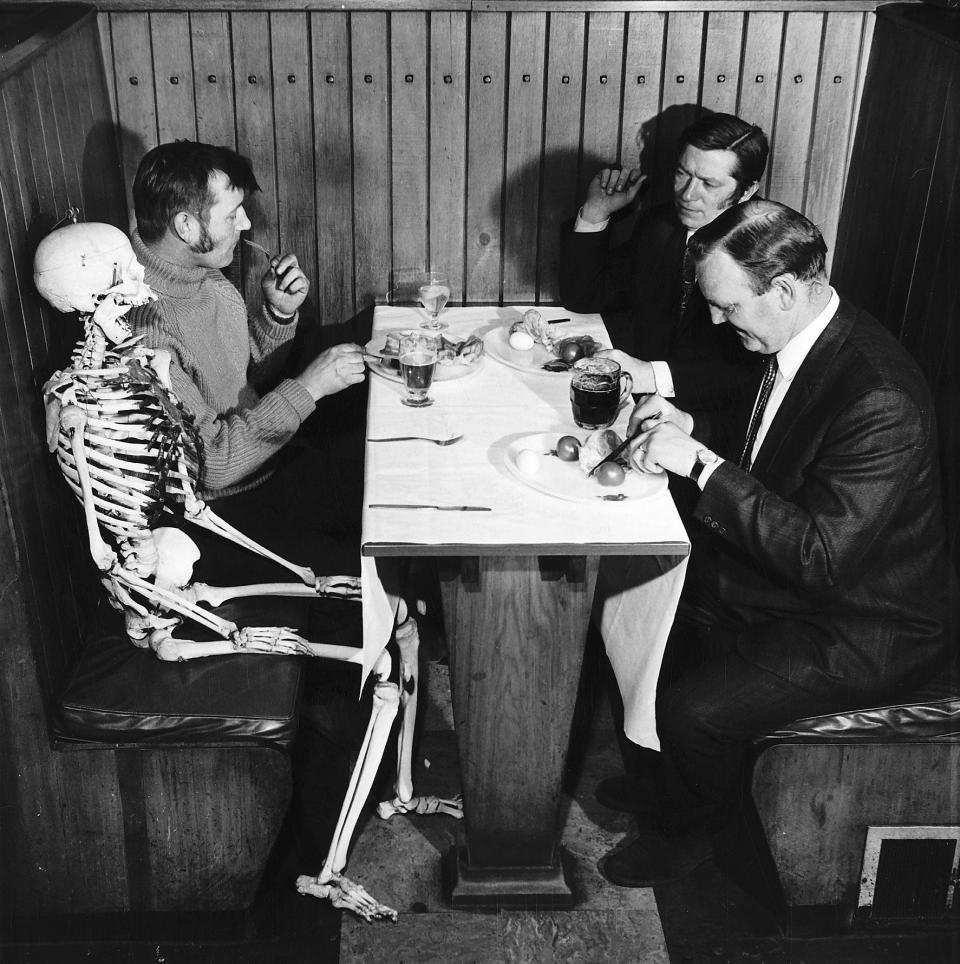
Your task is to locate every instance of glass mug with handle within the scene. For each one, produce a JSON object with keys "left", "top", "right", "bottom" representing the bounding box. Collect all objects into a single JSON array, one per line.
[
  {"left": 569, "top": 357, "right": 634, "bottom": 430},
  {"left": 399, "top": 330, "right": 439, "bottom": 407}
]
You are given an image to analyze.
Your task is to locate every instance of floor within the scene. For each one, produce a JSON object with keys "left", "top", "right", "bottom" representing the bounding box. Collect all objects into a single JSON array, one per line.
[{"left": 3, "top": 640, "right": 958, "bottom": 963}]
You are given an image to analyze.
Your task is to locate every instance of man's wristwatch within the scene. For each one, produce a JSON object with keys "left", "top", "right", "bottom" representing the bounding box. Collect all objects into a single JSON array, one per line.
[{"left": 689, "top": 448, "right": 718, "bottom": 483}]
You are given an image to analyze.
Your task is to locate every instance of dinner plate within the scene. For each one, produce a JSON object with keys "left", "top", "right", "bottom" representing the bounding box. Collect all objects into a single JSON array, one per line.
[
  {"left": 503, "top": 432, "right": 668, "bottom": 503},
  {"left": 364, "top": 334, "right": 483, "bottom": 383},
  {"left": 482, "top": 326, "right": 610, "bottom": 376}
]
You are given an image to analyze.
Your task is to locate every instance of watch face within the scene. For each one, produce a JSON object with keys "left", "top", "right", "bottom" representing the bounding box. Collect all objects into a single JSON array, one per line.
[{"left": 698, "top": 449, "right": 717, "bottom": 464}]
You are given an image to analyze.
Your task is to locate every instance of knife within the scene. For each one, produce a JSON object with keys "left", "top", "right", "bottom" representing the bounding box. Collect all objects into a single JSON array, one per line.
[
  {"left": 369, "top": 503, "right": 492, "bottom": 511},
  {"left": 587, "top": 408, "right": 662, "bottom": 477}
]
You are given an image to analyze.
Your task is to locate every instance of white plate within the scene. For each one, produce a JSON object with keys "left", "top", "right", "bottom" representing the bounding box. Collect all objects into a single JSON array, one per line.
[
  {"left": 365, "top": 334, "right": 483, "bottom": 383},
  {"left": 504, "top": 432, "right": 668, "bottom": 503},
  {"left": 482, "top": 326, "right": 609, "bottom": 376}
]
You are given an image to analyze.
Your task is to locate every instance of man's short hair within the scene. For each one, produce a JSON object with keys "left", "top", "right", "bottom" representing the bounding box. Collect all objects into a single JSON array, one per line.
[
  {"left": 679, "top": 113, "right": 769, "bottom": 195},
  {"left": 133, "top": 141, "right": 260, "bottom": 244},
  {"left": 688, "top": 199, "right": 828, "bottom": 294}
]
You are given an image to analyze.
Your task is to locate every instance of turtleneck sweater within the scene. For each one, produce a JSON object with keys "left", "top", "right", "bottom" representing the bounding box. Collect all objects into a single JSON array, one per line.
[{"left": 127, "top": 230, "right": 316, "bottom": 500}]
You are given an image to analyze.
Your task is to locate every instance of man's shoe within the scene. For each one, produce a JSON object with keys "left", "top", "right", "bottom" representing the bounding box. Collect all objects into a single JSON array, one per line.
[
  {"left": 595, "top": 772, "right": 662, "bottom": 814},
  {"left": 597, "top": 828, "right": 714, "bottom": 887}
]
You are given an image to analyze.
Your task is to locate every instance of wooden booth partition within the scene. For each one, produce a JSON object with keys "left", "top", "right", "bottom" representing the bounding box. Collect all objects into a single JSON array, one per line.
[
  {"left": 0, "top": 6, "right": 293, "bottom": 923},
  {"left": 94, "top": 0, "right": 880, "bottom": 328}
]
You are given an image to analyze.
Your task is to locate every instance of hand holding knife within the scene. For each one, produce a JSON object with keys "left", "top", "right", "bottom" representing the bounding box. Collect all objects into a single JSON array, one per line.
[{"left": 587, "top": 403, "right": 663, "bottom": 477}]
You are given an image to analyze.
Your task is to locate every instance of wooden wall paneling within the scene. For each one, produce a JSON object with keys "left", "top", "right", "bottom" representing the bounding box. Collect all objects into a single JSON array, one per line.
[
  {"left": 622, "top": 12, "right": 665, "bottom": 178},
  {"left": 580, "top": 12, "right": 625, "bottom": 200},
  {"left": 390, "top": 12, "right": 428, "bottom": 291},
  {"left": 701, "top": 12, "right": 744, "bottom": 116},
  {"left": 804, "top": 12, "right": 862, "bottom": 260},
  {"left": 350, "top": 12, "right": 391, "bottom": 311},
  {"left": 191, "top": 12, "right": 236, "bottom": 149},
  {"left": 767, "top": 12, "right": 822, "bottom": 212},
  {"left": 271, "top": 13, "right": 317, "bottom": 306},
  {"left": 151, "top": 13, "right": 197, "bottom": 144},
  {"left": 97, "top": 13, "right": 118, "bottom": 124},
  {"left": 232, "top": 12, "right": 278, "bottom": 305},
  {"left": 108, "top": 13, "right": 158, "bottom": 221},
  {"left": 846, "top": 9, "right": 874, "bottom": 181},
  {"left": 428, "top": 11, "right": 468, "bottom": 304},
  {"left": 737, "top": 11, "right": 784, "bottom": 198},
  {"left": 311, "top": 11, "right": 354, "bottom": 325},
  {"left": 67, "top": 17, "right": 128, "bottom": 232},
  {"left": 47, "top": 42, "right": 85, "bottom": 221},
  {"left": 538, "top": 11, "right": 585, "bottom": 305},
  {"left": 465, "top": 12, "right": 507, "bottom": 303},
  {"left": 502, "top": 12, "right": 547, "bottom": 304}
]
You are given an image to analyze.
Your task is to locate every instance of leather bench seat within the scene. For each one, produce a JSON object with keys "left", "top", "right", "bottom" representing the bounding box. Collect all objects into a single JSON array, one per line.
[
  {"left": 758, "top": 673, "right": 960, "bottom": 745},
  {"left": 52, "top": 598, "right": 311, "bottom": 749}
]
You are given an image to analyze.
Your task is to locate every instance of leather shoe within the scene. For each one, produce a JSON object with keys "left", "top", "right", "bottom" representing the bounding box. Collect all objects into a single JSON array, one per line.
[
  {"left": 595, "top": 772, "right": 662, "bottom": 814},
  {"left": 598, "top": 828, "right": 714, "bottom": 888}
]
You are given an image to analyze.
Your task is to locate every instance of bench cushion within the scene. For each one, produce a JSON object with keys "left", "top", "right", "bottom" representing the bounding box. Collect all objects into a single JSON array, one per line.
[
  {"left": 52, "top": 600, "right": 307, "bottom": 748},
  {"left": 758, "top": 672, "right": 960, "bottom": 745}
]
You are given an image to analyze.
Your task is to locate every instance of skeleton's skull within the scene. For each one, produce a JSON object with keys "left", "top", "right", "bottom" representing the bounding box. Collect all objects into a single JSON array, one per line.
[{"left": 34, "top": 223, "right": 155, "bottom": 338}]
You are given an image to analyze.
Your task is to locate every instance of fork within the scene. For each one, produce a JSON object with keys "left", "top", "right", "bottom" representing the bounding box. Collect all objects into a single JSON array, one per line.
[{"left": 367, "top": 435, "right": 464, "bottom": 446}]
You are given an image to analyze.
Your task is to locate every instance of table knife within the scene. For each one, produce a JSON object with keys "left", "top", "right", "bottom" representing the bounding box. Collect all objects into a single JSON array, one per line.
[{"left": 369, "top": 503, "right": 492, "bottom": 511}]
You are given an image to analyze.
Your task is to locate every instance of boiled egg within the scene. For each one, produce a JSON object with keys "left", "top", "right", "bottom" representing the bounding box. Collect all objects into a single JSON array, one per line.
[
  {"left": 516, "top": 448, "right": 542, "bottom": 476},
  {"left": 509, "top": 329, "right": 535, "bottom": 351}
]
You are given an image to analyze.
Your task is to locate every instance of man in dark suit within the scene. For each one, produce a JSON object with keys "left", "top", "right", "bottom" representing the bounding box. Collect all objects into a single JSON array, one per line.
[
  {"left": 597, "top": 200, "right": 957, "bottom": 887},
  {"left": 559, "top": 113, "right": 769, "bottom": 409}
]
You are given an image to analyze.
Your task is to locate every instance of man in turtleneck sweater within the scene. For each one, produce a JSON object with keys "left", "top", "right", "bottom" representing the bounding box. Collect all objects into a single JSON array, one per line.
[{"left": 127, "top": 140, "right": 366, "bottom": 503}]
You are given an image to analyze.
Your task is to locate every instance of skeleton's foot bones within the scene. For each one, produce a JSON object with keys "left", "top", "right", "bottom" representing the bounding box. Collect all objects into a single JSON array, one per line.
[
  {"left": 296, "top": 872, "right": 398, "bottom": 923},
  {"left": 376, "top": 793, "right": 464, "bottom": 819}
]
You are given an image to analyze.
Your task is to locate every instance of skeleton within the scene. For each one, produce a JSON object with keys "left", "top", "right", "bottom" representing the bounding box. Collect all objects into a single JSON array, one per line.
[{"left": 34, "top": 220, "right": 462, "bottom": 922}]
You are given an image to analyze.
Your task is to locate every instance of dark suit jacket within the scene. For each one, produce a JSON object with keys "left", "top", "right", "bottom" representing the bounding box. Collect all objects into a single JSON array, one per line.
[
  {"left": 689, "top": 300, "right": 956, "bottom": 696},
  {"left": 558, "top": 203, "right": 755, "bottom": 408}
]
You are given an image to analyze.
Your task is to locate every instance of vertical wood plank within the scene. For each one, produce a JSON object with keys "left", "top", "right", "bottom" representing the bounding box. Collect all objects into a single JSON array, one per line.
[
  {"left": 805, "top": 12, "right": 862, "bottom": 260},
  {"left": 737, "top": 12, "right": 784, "bottom": 198},
  {"left": 190, "top": 12, "right": 236, "bottom": 149},
  {"left": 47, "top": 49, "right": 84, "bottom": 218},
  {"left": 622, "top": 12, "right": 665, "bottom": 179},
  {"left": 110, "top": 13, "right": 158, "bottom": 219},
  {"left": 701, "top": 12, "right": 744, "bottom": 116},
  {"left": 503, "top": 12, "right": 547, "bottom": 303},
  {"left": 656, "top": 12, "right": 704, "bottom": 204},
  {"left": 312, "top": 11, "right": 354, "bottom": 325},
  {"left": 232, "top": 12, "right": 278, "bottom": 306},
  {"left": 581, "top": 12, "right": 625, "bottom": 192},
  {"left": 151, "top": 13, "right": 197, "bottom": 144},
  {"left": 97, "top": 12, "right": 118, "bottom": 124},
  {"left": 465, "top": 12, "right": 507, "bottom": 303},
  {"left": 271, "top": 13, "right": 316, "bottom": 304},
  {"left": 390, "top": 12, "right": 428, "bottom": 288},
  {"left": 429, "top": 11, "right": 468, "bottom": 303},
  {"left": 768, "top": 12, "right": 822, "bottom": 212},
  {"left": 540, "top": 12, "right": 585, "bottom": 304},
  {"left": 351, "top": 12, "right": 391, "bottom": 310}
]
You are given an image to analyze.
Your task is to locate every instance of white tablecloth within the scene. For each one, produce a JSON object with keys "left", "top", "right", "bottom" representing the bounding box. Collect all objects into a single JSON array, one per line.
[{"left": 360, "top": 305, "right": 689, "bottom": 750}]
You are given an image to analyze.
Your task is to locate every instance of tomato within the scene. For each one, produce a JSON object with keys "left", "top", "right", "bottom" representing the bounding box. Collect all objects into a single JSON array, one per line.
[
  {"left": 556, "top": 435, "right": 580, "bottom": 461},
  {"left": 559, "top": 340, "right": 584, "bottom": 365},
  {"left": 596, "top": 461, "right": 626, "bottom": 486}
]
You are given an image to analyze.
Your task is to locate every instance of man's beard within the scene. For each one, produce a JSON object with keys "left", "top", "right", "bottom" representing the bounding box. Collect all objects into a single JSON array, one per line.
[{"left": 188, "top": 220, "right": 215, "bottom": 255}]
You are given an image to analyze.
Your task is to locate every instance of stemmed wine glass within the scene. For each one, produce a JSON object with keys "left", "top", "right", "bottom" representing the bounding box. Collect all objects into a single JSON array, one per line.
[{"left": 418, "top": 273, "right": 450, "bottom": 330}]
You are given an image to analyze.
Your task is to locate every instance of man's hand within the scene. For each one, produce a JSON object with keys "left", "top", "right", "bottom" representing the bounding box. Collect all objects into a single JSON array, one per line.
[
  {"left": 626, "top": 394, "right": 698, "bottom": 476},
  {"left": 595, "top": 349, "right": 657, "bottom": 394},
  {"left": 297, "top": 343, "right": 366, "bottom": 401},
  {"left": 262, "top": 253, "right": 309, "bottom": 318},
  {"left": 581, "top": 167, "right": 646, "bottom": 224}
]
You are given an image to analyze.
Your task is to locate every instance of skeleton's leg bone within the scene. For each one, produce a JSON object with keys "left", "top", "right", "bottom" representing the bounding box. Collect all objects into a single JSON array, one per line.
[
  {"left": 186, "top": 574, "right": 361, "bottom": 609},
  {"left": 184, "top": 502, "right": 316, "bottom": 586},
  {"left": 296, "top": 651, "right": 400, "bottom": 920},
  {"left": 155, "top": 629, "right": 365, "bottom": 663},
  {"left": 375, "top": 615, "right": 465, "bottom": 822}
]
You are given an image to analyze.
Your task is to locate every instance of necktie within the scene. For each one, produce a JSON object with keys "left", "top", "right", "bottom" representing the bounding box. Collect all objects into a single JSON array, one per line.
[
  {"left": 679, "top": 245, "right": 696, "bottom": 318},
  {"left": 738, "top": 355, "right": 779, "bottom": 471}
]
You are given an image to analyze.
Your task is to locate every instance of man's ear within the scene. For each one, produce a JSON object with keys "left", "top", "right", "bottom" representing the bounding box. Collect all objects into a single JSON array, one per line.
[
  {"left": 741, "top": 181, "right": 760, "bottom": 202},
  {"left": 771, "top": 273, "right": 798, "bottom": 310},
  {"left": 172, "top": 211, "right": 195, "bottom": 245}
]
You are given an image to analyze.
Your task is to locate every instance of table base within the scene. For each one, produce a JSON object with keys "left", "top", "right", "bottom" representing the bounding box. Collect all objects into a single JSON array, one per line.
[{"left": 446, "top": 846, "right": 574, "bottom": 908}]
